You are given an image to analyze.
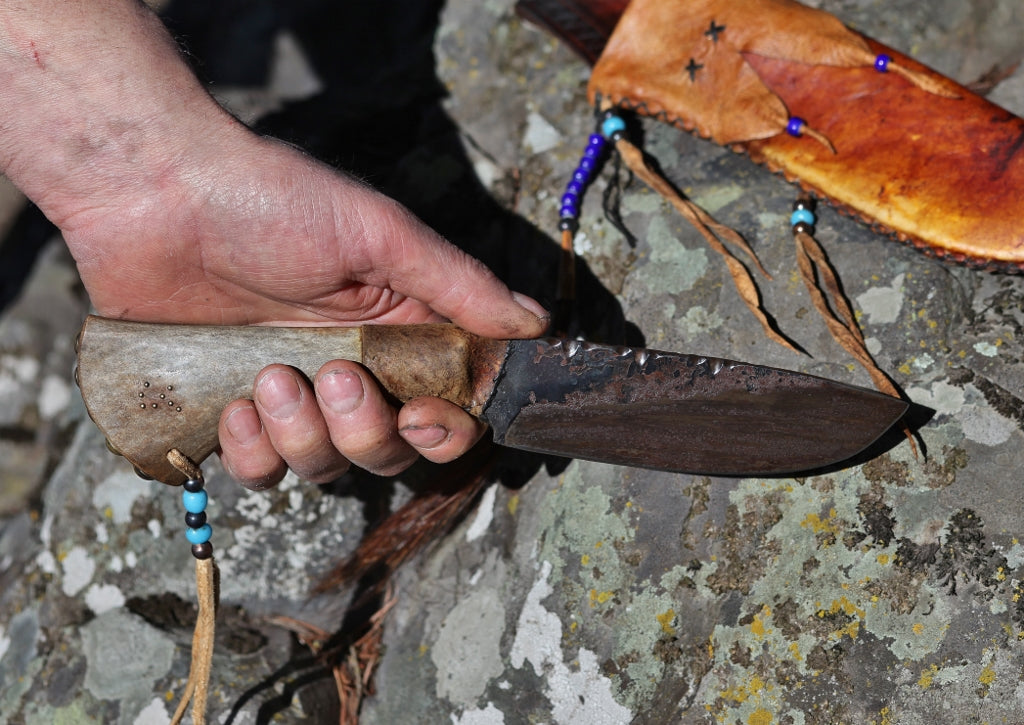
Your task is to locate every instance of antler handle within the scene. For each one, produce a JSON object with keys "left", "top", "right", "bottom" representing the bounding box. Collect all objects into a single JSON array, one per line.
[{"left": 75, "top": 317, "right": 508, "bottom": 485}]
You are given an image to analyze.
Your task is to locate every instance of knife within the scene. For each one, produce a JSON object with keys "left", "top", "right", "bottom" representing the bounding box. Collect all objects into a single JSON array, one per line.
[{"left": 74, "top": 315, "right": 907, "bottom": 485}]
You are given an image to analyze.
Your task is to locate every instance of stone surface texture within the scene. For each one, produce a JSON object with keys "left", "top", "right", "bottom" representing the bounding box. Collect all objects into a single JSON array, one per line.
[{"left": 3, "top": 1, "right": 1024, "bottom": 723}]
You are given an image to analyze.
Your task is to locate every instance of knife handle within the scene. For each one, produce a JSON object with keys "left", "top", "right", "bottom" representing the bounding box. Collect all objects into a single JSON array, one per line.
[{"left": 75, "top": 316, "right": 509, "bottom": 486}]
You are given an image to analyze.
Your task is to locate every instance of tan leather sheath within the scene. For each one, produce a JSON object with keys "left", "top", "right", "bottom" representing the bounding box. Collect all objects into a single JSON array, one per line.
[{"left": 580, "top": 0, "right": 1024, "bottom": 270}]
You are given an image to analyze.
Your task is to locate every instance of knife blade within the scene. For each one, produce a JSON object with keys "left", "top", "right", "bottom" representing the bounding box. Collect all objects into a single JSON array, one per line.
[{"left": 74, "top": 316, "right": 906, "bottom": 485}]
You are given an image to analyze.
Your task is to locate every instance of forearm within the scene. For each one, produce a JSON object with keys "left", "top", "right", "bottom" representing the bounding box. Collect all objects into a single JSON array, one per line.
[{"left": 0, "top": 0, "right": 241, "bottom": 225}]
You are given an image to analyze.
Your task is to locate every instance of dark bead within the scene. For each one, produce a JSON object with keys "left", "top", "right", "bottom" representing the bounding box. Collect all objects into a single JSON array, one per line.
[
  {"left": 793, "top": 221, "right": 815, "bottom": 236},
  {"left": 793, "top": 198, "right": 816, "bottom": 212},
  {"left": 191, "top": 542, "right": 214, "bottom": 560},
  {"left": 558, "top": 218, "right": 579, "bottom": 233},
  {"left": 183, "top": 477, "right": 205, "bottom": 493},
  {"left": 185, "top": 511, "right": 207, "bottom": 528}
]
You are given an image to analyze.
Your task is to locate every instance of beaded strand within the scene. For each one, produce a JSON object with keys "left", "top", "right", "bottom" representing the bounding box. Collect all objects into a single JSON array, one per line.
[
  {"left": 791, "top": 196, "right": 816, "bottom": 236},
  {"left": 182, "top": 474, "right": 213, "bottom": 560},
  {"left": 553, "top": 110, "right": 630, "bottom": 330},
  {"left": 165, "top": 450, "right": 217, "bottom": 725},
  {"left": 557, "top": 111, "right": 627, "bottom": 234}
]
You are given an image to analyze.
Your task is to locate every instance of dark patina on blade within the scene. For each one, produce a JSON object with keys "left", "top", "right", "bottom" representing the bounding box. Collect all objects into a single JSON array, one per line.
[{"left": 480, "top": 338, "right": 907, "bottom": 475}]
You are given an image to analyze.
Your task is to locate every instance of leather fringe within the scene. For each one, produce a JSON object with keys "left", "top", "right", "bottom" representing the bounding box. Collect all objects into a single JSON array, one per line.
[
  {"left": 614, "top": 136, "right": 798, "bottom": 352},
  {"left": 170, "top": 556, "right": 218, "bottom": 725},
  {"left": 794, "top": 229, "right": 918, "bottom": 456}
]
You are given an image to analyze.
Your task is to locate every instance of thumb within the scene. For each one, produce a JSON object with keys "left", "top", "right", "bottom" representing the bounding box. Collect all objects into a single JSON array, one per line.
[
  {"left": 358, "top": 197, "right": 550, "bottom": 339},
  {"left": 404, "top": 246, "right": 550, "bottom": 339}
]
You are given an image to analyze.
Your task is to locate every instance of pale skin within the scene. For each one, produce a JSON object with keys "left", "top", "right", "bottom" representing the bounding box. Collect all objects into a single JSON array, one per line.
[{"left": 0, "top": 0, "right": 548, "bottom": 488}]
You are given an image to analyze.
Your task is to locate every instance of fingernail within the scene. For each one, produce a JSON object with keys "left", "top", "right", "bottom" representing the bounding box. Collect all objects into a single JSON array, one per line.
[
  {"left": 400, "top": 424, "right": 450, "bottom": 449},
  {"left": 512, "top": 291, "right": 550, "bottom": 321},
  {"left": 318, "top": 369, "right": 364, "bottom": 414},
  {"left": 225, "top": 406, "right": 262, "bottom": 445},
  {"left": 256, "top": 370, "right": 302, "bottom": 419}
]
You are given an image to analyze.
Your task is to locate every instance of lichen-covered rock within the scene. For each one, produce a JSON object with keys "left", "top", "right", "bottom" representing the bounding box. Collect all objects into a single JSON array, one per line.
[{"left": 4, "top": 1, "right": 1024, "bottom": 724}]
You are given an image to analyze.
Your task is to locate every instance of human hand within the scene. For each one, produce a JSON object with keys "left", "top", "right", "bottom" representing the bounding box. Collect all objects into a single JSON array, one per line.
[{"left": 0, "top": 0, "right": 548, "bottom": 488}]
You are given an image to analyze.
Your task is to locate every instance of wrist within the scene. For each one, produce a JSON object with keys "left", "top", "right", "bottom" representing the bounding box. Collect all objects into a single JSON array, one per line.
[{"left": 0, "top": 0, "right": 242, "bottom": 228}]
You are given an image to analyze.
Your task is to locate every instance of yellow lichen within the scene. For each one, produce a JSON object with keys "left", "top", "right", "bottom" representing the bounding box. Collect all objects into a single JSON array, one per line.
[
  {"left": 751, "top": 606, "right": 773, "bottom": 638},
  {"left": 817, "top": 596, "right": 865, "bottom": 641},
  {"left": 656, "top": 608, "right": 677, "bottom": 635},
  {"left": 918, "top": 664, "right": 938, "bottom": 689},
  {"left": 801, "top": 508, "right": 841, "bottom": 537}
]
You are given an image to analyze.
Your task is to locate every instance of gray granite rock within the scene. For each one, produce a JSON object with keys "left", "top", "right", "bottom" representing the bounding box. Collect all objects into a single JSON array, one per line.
[{"left": 4, "top": 1, "right": 1024, "bottom": 724}]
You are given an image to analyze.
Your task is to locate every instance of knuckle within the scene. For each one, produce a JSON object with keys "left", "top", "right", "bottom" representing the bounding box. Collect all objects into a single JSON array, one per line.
[{"left": 223, "top": 453, "right": 286, "bottom": 491}]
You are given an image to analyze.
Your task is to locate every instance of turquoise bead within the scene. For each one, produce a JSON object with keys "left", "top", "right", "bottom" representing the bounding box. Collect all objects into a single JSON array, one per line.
[
  {"left": 601, "top": 115, "right": 626, "bottom": 139},
  {"left": 791, "top": 208, "right": 815, "bottom": 227},
  {"left": 185, "top": 524, "right": 213, "bottom": 545},
  {"left": 182, "top": 489, "right": 208, "bottom": 514}
]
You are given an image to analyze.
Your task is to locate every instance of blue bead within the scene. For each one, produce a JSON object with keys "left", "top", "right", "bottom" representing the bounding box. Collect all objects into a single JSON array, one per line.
[
  {"left": 786, "top": 117, "right": 805, "bottom": 138},
  {"left": 561, "top": 192, "right": 578, "bottom": 206},
  {"left": 875, "top": 54, "right": 891, "bottom": 73},
  {"left": 791, "top": 208, "right": 816, "bottom": 227},
  {"left": 572, "top": 169, "right": 588, "bottom": 184},
  {"left": 560, "top": 205, "right": 578, "bottom": 218},
  {"left": 578, "top": 157, "right": 595, "bottom": 174},
  {"left": 185, "top": 524, "right": 212, "bottom": 545},
  {"left": 182, "top": 489, "right": 207, "bottom": 514},
  {"left": 601, "top": 115, "right": 627, "bottom": 139},
  {"left": 583, "top": 145, "right": 602, "bottom": 160},
  {"left": 587, "top": 133, "right": 605, "bottom": 148},
  {"left": 566, "top": 180, "right": 583, "bottom": 195}
]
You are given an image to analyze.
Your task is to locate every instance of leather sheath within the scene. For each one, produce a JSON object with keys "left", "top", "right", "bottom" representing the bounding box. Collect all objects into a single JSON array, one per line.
[{"left": 518, "top": 0, "right": 1024, "bottom": 270}]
